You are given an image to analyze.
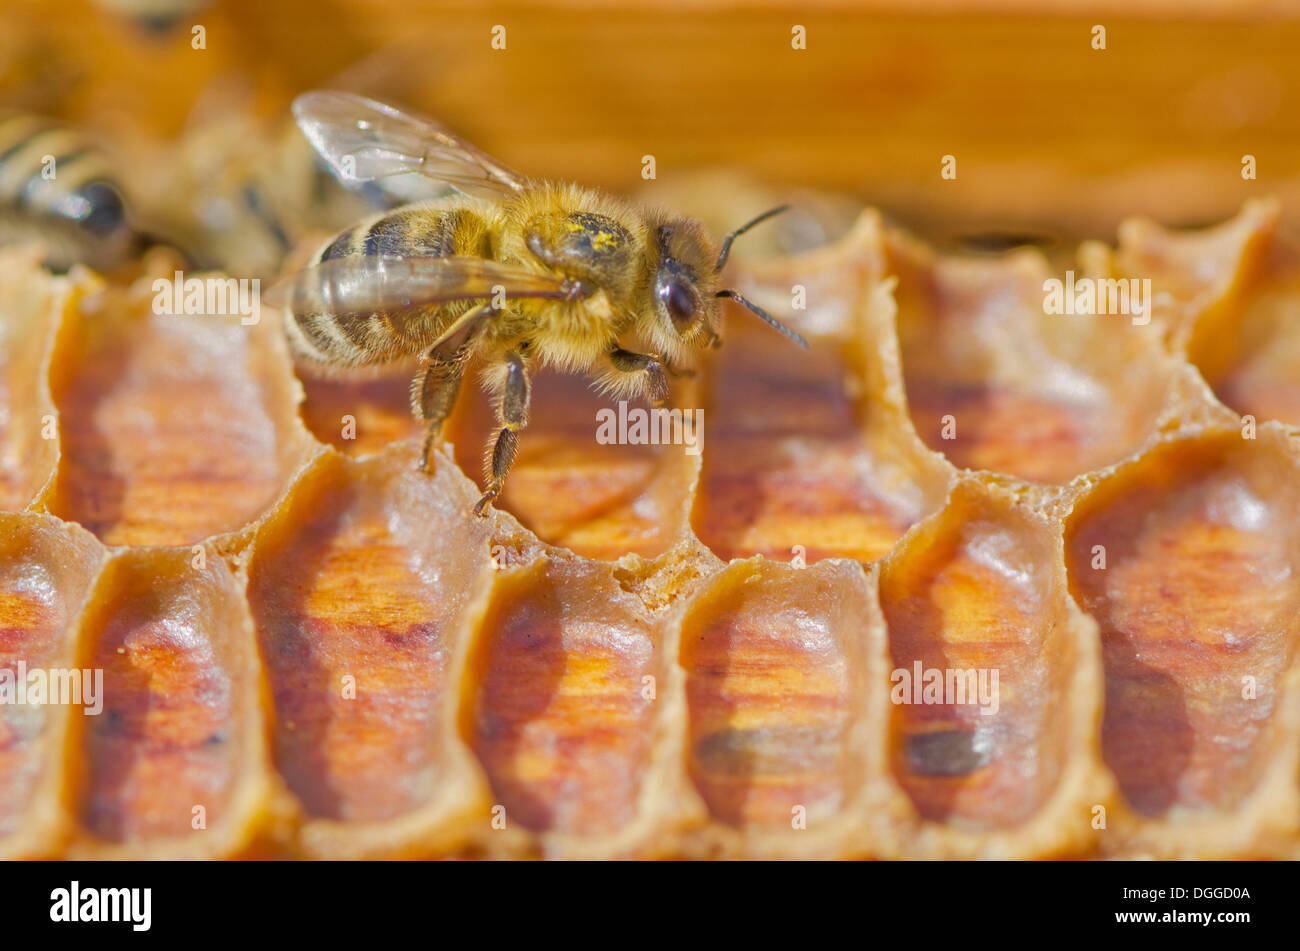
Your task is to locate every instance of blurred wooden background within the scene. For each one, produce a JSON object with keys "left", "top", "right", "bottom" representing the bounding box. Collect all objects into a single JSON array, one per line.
[{"left": 2, "top": 0, "right": 1298, "bottom": 242}]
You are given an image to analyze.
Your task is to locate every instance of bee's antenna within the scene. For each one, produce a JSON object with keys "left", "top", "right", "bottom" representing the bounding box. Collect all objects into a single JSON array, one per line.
[
  {"left": 715, "top": 204, "right": 790, "bottom": 272},
  {"left": 716, "top": 289, "right": 809, "bottom": 349},
  {"left": 241, "top": 184, "right": 292, "bottom": 252}
]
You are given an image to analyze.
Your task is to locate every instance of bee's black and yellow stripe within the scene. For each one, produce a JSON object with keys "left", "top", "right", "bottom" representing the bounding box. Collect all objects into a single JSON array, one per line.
[
  {"left": 0, "top": 113, "right": 133, "bottom": 268},
  {"left": 286, "top": 202, "right": 493, "bottom": 367}
]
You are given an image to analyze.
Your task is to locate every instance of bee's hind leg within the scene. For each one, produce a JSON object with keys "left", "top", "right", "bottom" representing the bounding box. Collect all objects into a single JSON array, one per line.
[
  {"left": 413, "top": 354, "right": 466, "bottom": 473},
  {"left": 608, "top": 347, "right": 670, "bottom": 407},
  {"left": 474, "top": 350, "right": 530, "bottom": 517}
]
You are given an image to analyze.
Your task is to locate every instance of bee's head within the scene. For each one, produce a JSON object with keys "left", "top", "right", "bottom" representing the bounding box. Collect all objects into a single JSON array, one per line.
[
  {"left": 648, "top": 206, "right": 808, "bottom": 360},
  {"left": 649, "top": 219, "right": 720, "bottom": 358}
]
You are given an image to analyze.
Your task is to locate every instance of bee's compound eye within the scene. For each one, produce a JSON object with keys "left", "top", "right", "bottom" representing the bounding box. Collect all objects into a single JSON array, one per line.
[
  {"left": 68, "top": 181, "right": 128, "bottom": 237},
  {"left": 661, "top": 279, "right": 697, "bottom": 330}
]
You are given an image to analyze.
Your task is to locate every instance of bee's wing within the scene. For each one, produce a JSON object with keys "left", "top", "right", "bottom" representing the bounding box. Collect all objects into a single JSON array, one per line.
[
  {"left": 265, "top": 254, "right": 571, "bottom": 315},
  {"left": 292, "top": 90, "right": 528, "bottom": 202}
]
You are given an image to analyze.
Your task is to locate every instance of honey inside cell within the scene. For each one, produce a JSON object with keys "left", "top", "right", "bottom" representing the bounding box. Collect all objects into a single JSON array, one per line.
[
  {"left": 295, "top": 362, "right": 425, "bottom": 457},
  {"left": 448, "top": 367, "right": 695, "bottom": 561},
  {"left": 467, "top": 558, "right": 663, "bottom": 838},
  {"left": 45, "top": 278, "right": 312, "bottom": 546},
  {"left": 889, "top": 232, "right": 1172, "bottom": 484},
  {"left": 693, "top": 316, "right": 932, "bottom": 563},
  {"left": 76, "top": 550, "right": 254, "bottom": 845},
  {"left": 679, "top": 560, "right": 874, "bottom": 830},
  {"left": 1066, "top": 431, "right": 1300, "bottom": 817},
  {"left": 248, "top": 447, "right": 492, "bottom": 824},
  {"left": 879, "top": 483, "right": 1075, "bottom": 830}
]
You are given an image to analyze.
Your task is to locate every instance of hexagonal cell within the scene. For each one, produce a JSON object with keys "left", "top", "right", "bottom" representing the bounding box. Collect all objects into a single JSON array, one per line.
[
  {"left": 448, "top": 368, "right": 698, "bottom": 562},
  {"left": 247, "top": 446, "right": 493, "bottom": 843},
  {"left": 879, "top": 481, "right": 1087, "bottom": 831},
  {"left": 1066, "top": 430, "right": 1300, "bottom": 819},
  {"left": 0, "top": 514, "right": 102, "bottom": 856},
  {"left": 693, "top": 314, "right": 947, "bottom": 564},
  {"left": 1114, "top": 199, "right": 1279, "bottom": 346},
  {"left": 679, "top": 559, "right": 877, "bottom": 837},
  {"left": 0, "top": 248, "right": 60, "bottom": 512},
  {"left": 889, "top": 231, "right": 1175, "bottom": 484},
  {"left": 44, "top": 274, "right": 314, "bottom": 546},
  {"left": 71, "top": 547, "right": 267, "bottom": 855},
  {"left": 466, "top": 556, "right": 667, "bottom": 847}
]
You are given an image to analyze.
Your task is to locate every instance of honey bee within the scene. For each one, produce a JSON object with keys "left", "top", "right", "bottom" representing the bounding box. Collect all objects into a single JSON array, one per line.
[
  {"left": 0, "top": 113, "right": 139, "bottom": 271},
  {"left": 270, "top": 92, "right": 807, "bottom": 516},
  {"left": 93, "top": 0, "right": 210, "bottom": 35}
]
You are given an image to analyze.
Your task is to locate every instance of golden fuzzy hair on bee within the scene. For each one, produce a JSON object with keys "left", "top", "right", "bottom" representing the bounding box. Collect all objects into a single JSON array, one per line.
[{"left": 275, "top": 90, "right": 806, "bottom": 514}]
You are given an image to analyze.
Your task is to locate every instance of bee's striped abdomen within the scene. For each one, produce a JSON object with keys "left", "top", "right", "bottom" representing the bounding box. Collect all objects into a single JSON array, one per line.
[
  {"left": 311, "top": 203, "right": 484, "bottom": 264},
  {"left": 286, "top": 202, "right": 493, "bottom": 367},
  {"left": 0, "top": 113, "right": 135, "bottom": 270}
]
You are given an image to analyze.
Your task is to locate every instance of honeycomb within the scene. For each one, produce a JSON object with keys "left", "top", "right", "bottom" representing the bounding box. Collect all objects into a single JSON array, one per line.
[{"left": 2, "top": 196, "right": 1299, "bottom": 860}]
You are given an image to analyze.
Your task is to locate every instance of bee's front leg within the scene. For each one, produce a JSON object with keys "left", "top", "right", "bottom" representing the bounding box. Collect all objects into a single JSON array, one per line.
[
  {"left": 608, "top": 347, "right": 670, "bottom": 408},
  {"left": 474, "top": 350, "right": 530, "bottom": 517}
]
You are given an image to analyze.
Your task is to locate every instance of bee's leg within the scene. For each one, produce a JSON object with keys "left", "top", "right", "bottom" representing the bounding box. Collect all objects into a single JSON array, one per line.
[
  {"left": 415, "top": 303, "right": 497, "bottom": 472},
  {"left": 608, "top": 347, "right": 670, "bottom": 407},
  {"left": 474, "top": 350, "right": 530, "bottom": 517},
  {"left": 413, "top": 354, "right": 466, "bottom": 473}
]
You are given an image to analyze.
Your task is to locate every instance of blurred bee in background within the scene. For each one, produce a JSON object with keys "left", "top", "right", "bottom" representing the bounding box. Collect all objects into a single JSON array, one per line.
[
  {"left": 141, "top": 65, "right": 431, "bottom": 279},
  {"left": 144, "top": 106, "right": 383, "bottom": 278},
  {"left": 0, "top": 112, "right": 141, "bottom": 272},
  {"left": 92, "top": 0, "right": 210, "bottom": 35},
  {"left": 270, "top": 92, "right": 807, "bottom": 516}
]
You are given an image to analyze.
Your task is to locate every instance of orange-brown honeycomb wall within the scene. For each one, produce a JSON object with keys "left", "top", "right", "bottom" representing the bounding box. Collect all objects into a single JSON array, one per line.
[{"left": 1, "top": 199, "right": 1299, "bottom": 858}]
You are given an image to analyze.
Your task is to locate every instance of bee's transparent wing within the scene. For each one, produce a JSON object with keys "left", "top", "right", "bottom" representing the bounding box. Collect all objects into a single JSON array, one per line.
[
  {"left": 292, "top": 90, "right": 528, "bottom": 202},
  {"left": 265, "top": 254, "right": 571, "bottom": 315}
]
